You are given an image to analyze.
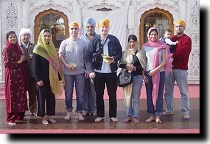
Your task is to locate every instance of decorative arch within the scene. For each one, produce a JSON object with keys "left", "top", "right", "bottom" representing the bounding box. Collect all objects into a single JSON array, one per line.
[
  {"left": 139, "top": 8, "right": 174, "bottom": 47},
  {"left": 34, "top": 9, "right": 69, "bottom": 45}
]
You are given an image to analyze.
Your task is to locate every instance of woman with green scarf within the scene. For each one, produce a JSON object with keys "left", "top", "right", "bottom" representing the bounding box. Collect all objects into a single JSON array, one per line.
[{"left": 33, "top": 29, "right": 65, "bottom": 125}]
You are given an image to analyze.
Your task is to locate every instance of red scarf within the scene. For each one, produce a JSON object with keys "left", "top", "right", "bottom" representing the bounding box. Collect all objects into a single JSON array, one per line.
[{"left": 5, "top": 36, "right": 28, "bottom": 91}]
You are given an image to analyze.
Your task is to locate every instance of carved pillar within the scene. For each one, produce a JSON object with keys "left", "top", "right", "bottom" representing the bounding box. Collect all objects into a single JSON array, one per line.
[
  {"left": 0, "top": 2, "right": 2, "bottom": 82},
  {"left": 128, "top": 0, "right": 134, "bottom": 35},
  {"left": 187, "top": 0, "right": 200, "bottom": 84}
]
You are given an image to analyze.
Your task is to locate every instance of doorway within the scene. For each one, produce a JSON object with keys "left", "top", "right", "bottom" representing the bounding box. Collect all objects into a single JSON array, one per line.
[
  {"left": 139, "top": 8, "right": 174, "bottom": 47},
  {"left": 34, "top": 9, "right": 69, "bottom": 49}
]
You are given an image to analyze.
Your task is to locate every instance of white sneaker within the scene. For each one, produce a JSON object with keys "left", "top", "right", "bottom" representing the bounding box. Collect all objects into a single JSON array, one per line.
[
  {"left": 78, "top": 113, "right": 84, "bottom": 121},
  {"left": 64, "top": 112, "right": 71, "bottom": 120},
  {"left": 48, "top": 116, "right": 56, "bottom": 123},
  {"left": 95, "top": 117, "right": 104, "bottom": 122},
  {"left": 184, "top": 114, "right": 190, "bottom": 119},
  {"left": 110, "top": 117, "right": 118, "bottom": 122}
]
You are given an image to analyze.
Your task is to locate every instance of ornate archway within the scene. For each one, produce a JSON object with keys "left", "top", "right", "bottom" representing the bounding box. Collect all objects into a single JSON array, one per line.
[
  {"left": 34, "top": 9, "right": 69, "bottom": 48},
  {"left": 139, "top": 8, "right": 174, "bottom": 47}
]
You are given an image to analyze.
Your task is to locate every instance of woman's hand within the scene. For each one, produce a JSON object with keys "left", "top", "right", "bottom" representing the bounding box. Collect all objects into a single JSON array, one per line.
[
  {"left": 126, "top": 64, "right": 136, "bottom": 72},
  {"left": 142, "top": 75, "right": 148, "bottom": 83},
  {"left": 126, "top": 63, "right": 132, "bottom": 72},
  {"left": 148, "top": 69, "right": 156, "bottom": 76},
  {"left": 37, "top": 80, "right": 44, "bottom": 86},
  {"left": 18, "top": 55, "right": 26, "bottom": 64}
]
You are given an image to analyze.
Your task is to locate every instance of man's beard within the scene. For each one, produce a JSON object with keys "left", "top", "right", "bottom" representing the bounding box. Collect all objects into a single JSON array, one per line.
[
  {"left": 87, "top": 31, "right": 94, "bottom": 36},
  {"left": 176, "top": 31, "right": 183, "bottom": 35}
]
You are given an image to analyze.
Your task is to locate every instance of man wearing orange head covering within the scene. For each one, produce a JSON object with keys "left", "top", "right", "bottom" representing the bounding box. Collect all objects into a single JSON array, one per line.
[
  {"left": 85, "top": 18, "right": 122, "bottom": 122},
  {"left": 164, "top": 20, "right": 192, "bottom": 119},
  {"left": 58, "top": 21, "right": 87, "bottom": 121}
]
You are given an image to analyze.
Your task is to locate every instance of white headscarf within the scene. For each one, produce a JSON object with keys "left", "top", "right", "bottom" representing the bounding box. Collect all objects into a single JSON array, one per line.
[{"left": 19, "top": 28, "right": 32, "bottom": 39}]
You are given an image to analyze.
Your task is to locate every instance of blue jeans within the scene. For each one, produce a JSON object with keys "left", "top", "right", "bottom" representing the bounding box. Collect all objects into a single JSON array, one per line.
[
  {"left": 124, "top": 75, "right": 143, "bottom": 118},
  {"left": 145, "top": 71, "right": 165, "bottom": 116},
  {"left": 164, "top": 69, "right": 190, "bottom": 115},
  {"left": 83, "top": 77, "right": 97, "bottom": 113},
  {"left": 64, "top": 73, "right": 85, "bottom": 113}
]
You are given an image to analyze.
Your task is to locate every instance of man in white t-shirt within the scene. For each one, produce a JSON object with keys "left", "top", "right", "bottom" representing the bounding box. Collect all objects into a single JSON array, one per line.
[{"left": 58, "top": 22, "right": 86, "bottom": 121}]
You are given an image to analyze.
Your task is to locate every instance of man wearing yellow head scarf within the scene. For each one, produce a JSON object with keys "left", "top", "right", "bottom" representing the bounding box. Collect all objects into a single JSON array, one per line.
[
  {"left": 176, "top": 20, "right": 186, "bottom": 27},
  {"left": 164, "top": 20, "right": 192, "bottom": 119},
  {"left": 33, "top": 29, "right": 65, "bottom": 125},
  {"left": 97, "top": 19, "right": 110, "bottom": 28},
  {"left": 85, "top": 18, "right": 122, "bottom": 122}
]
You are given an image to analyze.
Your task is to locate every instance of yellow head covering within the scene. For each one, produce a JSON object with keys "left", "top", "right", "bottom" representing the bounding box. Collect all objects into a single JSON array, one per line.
[
  {"left": 98, "top": 19, "right": 110, "bottom": 28},
  {"left": 176, "top": 20, "right": 186, "bottom": 27},
  {"left": 70, "top": 22, "right": 79, "bottom": 28},
  {"left": 33, "top": 29, "right": 65, "bottom": 96}
]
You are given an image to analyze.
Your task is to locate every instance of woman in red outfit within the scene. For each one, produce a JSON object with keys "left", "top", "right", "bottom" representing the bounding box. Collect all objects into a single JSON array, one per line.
[{"left": 3, "top": 31, "right": 28, "bottom": 126}]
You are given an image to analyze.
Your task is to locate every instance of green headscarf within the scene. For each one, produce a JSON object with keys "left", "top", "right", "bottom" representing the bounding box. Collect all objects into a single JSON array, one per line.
[{"left": 33, "top": 29, "right": 65, "bottom": 96}]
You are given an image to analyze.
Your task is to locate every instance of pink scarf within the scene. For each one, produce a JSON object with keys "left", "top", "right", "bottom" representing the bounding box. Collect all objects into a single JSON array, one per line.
[{"left": 144, "top": 27, "right": 172, "bottom": 106}]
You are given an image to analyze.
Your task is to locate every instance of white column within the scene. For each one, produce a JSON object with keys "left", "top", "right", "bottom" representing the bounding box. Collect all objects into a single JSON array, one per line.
[
  {"left": 127, "top": 0, "right": 134, "bottom": 35},
  {"left": 0, "top": 1, "right": 3, "bottom": 83}
]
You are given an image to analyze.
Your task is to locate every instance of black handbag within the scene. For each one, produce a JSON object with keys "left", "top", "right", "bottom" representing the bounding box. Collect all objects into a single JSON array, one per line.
[{"left": 117, "top": 69, "right": 133, "bottom": 87}]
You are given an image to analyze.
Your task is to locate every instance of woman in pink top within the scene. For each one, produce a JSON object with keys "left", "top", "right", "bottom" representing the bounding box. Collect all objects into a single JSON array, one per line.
[{"left": 142, "top": 27, "right": 171, "bottom": 123}]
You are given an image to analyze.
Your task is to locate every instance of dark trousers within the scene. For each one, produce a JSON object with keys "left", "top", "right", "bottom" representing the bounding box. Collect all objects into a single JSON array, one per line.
[
  {"left": 28, "top": 78, "right": 37, "bottom": 114},
  {"left": 37, "top": 84, "right": 55, "bottom": 117},
  {"left": 94, "top": 72, "right": 117, "bottom": 118}
]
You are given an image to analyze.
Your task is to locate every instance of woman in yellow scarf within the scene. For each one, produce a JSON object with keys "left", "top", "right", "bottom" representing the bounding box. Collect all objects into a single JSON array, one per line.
[
  {"left": 33, "top": 29, "right": 65, "bottom": 125},
  {"left": 118, "top": 34, "right": 146, "bottom": 123}
]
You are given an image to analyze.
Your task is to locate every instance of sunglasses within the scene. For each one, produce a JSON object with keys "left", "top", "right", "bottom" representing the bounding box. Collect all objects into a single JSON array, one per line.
[
  {"left": 70, "top": 28, "right": 78, "bottom": 30},
  {"left": 175, "top": 25, "right": 184, "bottom": 28}
]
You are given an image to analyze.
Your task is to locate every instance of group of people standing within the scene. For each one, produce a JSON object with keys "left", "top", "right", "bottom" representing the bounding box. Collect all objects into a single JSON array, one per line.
[{"left": 3, "top": 18, "right": 191, "bottom": 126}]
